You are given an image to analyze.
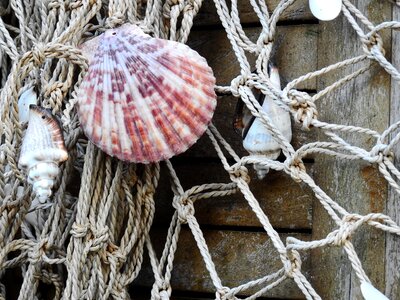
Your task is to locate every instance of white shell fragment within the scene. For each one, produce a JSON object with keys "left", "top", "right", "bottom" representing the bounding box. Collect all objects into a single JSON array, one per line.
[
  {"left": 360, "top": 282, "right": 389, "bottom": 300},
  {"left": 309, "top": 0, "right": 342, "bottom": 21},
  {"left": 18, "top": 87, "right": 37, "bottom": 123},
  {"left": 76, "top": 24, "right": 217, "bottom": 163},
  {"left": 241, "top": 65, "right": 292, "bottom": 179},
  {"left": 18, "top": 105, "right": 68, "bottom": 203}
]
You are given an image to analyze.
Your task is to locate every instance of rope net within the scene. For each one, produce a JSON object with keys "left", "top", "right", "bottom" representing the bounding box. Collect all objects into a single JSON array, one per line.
[{"left": 0, "top": 0, "right": 399, "bottom": 299}]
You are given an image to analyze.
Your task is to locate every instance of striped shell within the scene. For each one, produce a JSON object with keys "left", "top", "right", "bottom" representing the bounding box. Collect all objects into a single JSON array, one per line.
[
  {"left": 76, "top": 24, "right": 217, "bottom": 163},
  {"left": 18, "top": 105, "right": 68, "bottom": 203}
]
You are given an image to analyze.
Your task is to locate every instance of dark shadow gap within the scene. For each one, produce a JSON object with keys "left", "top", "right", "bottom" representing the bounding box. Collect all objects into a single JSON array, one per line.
[
  {"left": 192, "top": 19, "right": 318, "bottom": 31},
  {"left": 151, "top": 223, "right": 312, "bottom": 235}
]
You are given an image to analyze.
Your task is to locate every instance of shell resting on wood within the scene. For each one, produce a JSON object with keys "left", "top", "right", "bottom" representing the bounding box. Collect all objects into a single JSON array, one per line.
[
  {"left": 234, "top": 64, "right": 292, "bottom": 179},
  {"left": 18, "top": 105, "right": 68, "bottom": 203},
  {"left": 76, "top": 23, "right": 217, "bottom": 163}
]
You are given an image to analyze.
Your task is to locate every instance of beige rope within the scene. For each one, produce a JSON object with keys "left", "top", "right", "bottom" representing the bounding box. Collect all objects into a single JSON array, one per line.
[{"left": 0, "top": 0, "right": 400, "bottom": 299}]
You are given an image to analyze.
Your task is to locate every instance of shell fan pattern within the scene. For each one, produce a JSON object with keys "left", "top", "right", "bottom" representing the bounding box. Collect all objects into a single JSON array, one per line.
[{"left": 76, "top": 24, "right": 217, "bottom": 163}]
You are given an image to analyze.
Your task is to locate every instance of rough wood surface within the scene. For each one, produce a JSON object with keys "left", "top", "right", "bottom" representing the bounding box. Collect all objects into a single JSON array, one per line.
[
  {"left": 136, "top": 229, "right": 311, "bottom": 299},
  {"left": 311, "top": 1, "right": 392, "bottom": 299},
  {"left": 188, "top": 25, "right": 318, "bottom": 89},
  {"left": 154, "top": 162, "right": 314, "bottom": 229},
  {"left": 194, "top": 0, "right": 314, "bottom": 26},
  {"left": 184, "top": 25, "right": 318, "bottom": 158},
  {"left": 385, "top": 5, "right": 400, "bottom": 299}
]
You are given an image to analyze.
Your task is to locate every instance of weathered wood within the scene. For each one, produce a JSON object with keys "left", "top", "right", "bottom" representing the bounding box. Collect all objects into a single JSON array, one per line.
[
  {"left": 311, "top": 1, "right": 391, "bottom": 299},
  {"left": 385, "top": 5, "right": 400, "bottom": 299},
  {"left": 194, "top": 0, "right": 314, "bottom": 26},
  {"left": 183, "top": 25, "right": 318, "bottom": 158},
  {"left": 135, "top": 229, "right": 311, "bottom": 299},
  {"left": 154, "top": 161, "right": 314, "bottom": 229},
  {"left": 187, "top": 25, "right": 318, "bottom": 89}
]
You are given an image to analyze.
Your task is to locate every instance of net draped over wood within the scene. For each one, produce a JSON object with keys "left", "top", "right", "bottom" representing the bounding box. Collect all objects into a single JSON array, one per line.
[{"left": 0, "top": 0, "right": 399, "bottom": 299}]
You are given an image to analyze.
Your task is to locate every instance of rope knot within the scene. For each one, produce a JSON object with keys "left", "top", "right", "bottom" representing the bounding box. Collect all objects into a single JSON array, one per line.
[
  {"left": 228, "top": 163, "right": 250, "bottom": 183},
  {"left": 70, "top": 223, "right": 89, "bottom": 238},
  {"left": 89, "top": 226, "right": 110, "bottom": 252},
  {"left": 105, "top": 13, "right": 125, "bottom": 29},
  {"left": 370, "top": 143, "right": 393, "bottom": 162},
  {"left": 284, "top": 250, "right": 302, "bottom": 278},
  {"left": 31, "top": 43, "right": 47, "bottom": 66},
  {"left": 285, "top": 157, "right": 306, "bottom": 183},
  {"left": 29, "top": 239, "right": 49, "bottom": 264},
  {"left": 215, "top": 287, "right": 232, "bottom": 300},
  {"left": 288, "top": 90, "right": 318, "bottom": 130},
  {"left": 48, "top": 1, "right": 62, "bottom": 10},
  {"left": 163, "top": 0, "right": 182, "bottom": 19},
  {"left": 175, "top": 196, "right": 195, "bottom": 224},
  {"left": 363, "top": 32, "right": 385, "bottom": 56},
  {"left": 230, "top": 74, "right": 250, "bottom": 97}
]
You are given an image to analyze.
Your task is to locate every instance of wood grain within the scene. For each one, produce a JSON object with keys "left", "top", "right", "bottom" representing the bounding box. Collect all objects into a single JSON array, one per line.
[
  {"left": 194, "top": 0, "right": 314, "bottom": 26},
  {"left": 311, "top": 1, "right": 392, "bottom": 299},
  {"left": 385, "top": 4, "right": 400, "bottom": 300},
  {"left": 154, "top": 161, "right": 314, "bottom": 229},
  {"left": 135, "top": 228, "right": 311, "bottom": 299},
  {"left": 184, "top": 25, "right": 318, "bottom": 158},
  {"left": 187, "top": 25, "right": 318, "bottom": 89}
]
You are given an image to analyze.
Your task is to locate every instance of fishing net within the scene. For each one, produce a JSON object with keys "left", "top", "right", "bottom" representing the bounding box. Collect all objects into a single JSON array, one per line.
[{"left": 0, "top": 0, "right": 399, "bottom": 299}]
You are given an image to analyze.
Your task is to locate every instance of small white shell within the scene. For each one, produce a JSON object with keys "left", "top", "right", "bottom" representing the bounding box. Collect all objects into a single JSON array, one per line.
[
  {"left": 18, "top": 87, "right": 37, "bottom": 123},
  {"left": 360, "top": 282, "right": 389, "bottom": 300},
  {"left": 309, "top": 0, "right": 342, "bottom": 21},
  {"left": 18, "top": 105, "right": 68, "bottom": 203},
  {"left": 242, "top": 66, "right": 292, "bottom": 178}
]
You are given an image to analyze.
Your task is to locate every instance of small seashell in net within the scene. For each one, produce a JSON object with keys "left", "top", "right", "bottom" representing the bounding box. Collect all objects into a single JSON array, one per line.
[
  {"left": 18, "top": 105, "right": 68, "bottom": 203},
  {"left": 76, "top": 24, "right": 217, "bottom": 163}
]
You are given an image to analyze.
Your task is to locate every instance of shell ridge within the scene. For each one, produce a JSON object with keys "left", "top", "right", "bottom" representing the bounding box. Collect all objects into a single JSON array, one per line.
[
  {"left": 119, "top": 37, "right": 188, "bottom": 152},
  {"left": 77, "top": 25, "right": 217, "bottom": 162},
  {"left": 115, "top": 40, "right": 159, "bottom": 161},
  {"left": 121, "top": 38, "right": 207, "bottom": 159},
  {"left": 106, "top": 41, "right": 128, "bottom": 157},
  {"left": 118, "top": 46, "right": 174, "bottom": 161},
  {"left": 112, "top": 42, "right": 148, "bottom": 161},
  {"left": 122, "top": 35, "right": 216, "bottom": 130},
  {"left": 121, "top": 48, "right": 188, "bottom": 149}
]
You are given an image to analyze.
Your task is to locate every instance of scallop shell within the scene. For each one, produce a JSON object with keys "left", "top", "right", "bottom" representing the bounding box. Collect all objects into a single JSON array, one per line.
[
  {"left": 234, "top": 64, "right": 292, "bottom": 179},
  {"left": 18, "top": 105, "right": 68, "bottom": 203},
  {"left": 360, "top": 282, "right": 389, "bottom": 300},
  {"left": 309, "top": 0, "right": 342, "bottom": 21},
  {"left": 76, "top": 24, "right": 217, "bottom": 163},
  {"left": 18, "top": 87, "right": 37, "bottom": 123}
]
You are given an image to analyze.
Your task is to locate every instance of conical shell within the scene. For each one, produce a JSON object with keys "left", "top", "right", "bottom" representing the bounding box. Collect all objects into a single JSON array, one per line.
[
  {"left": 309, "top": 0, "right": 342, "bottom": 21},
  {"left": 76, "top": 24, "right": 217, "bottom": 163},
  {"left": 18, "top": 105, "right": 68, "bottom": 203},
  {"left": 360, "top": 282, "right": 389, "bottom": 300},
  {"left": 242, "top": 65, "right": 292, "bottom": 157},
  {"left": 234, "top": 65, "right": 292, "bottom": 179}
]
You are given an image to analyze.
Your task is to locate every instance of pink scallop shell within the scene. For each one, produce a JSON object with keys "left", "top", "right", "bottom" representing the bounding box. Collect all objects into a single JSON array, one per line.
[{"left": 76, "top": 24, "right": 217, "bottom": 163}]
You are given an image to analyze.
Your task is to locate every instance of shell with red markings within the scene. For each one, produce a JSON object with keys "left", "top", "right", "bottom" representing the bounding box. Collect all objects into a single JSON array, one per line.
[{"left": 76, "top": 24, "right": 217, "bottom": 163}]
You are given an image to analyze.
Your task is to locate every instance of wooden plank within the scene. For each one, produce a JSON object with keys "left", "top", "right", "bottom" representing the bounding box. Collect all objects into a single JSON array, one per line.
[
  {"left": 194, "top": 0, "right": 314, "bottom": 26},
  {"left": 154, "top": 161, "right": 314, "bottom": 229},
  {"left": 184, "top": 25, "right": 318, "bottom": 158},
  {"left": 135, "top": 229, "right": 311, "bottom": 299},
  {"left": 311, "top": 1, "right": 391, "bottom": 299},
  {"left": 187, "top": 25, "right": 318, "bottom": 89},
  {"left": 385, "top": 5, "right": 400, "bottom": 299}
]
